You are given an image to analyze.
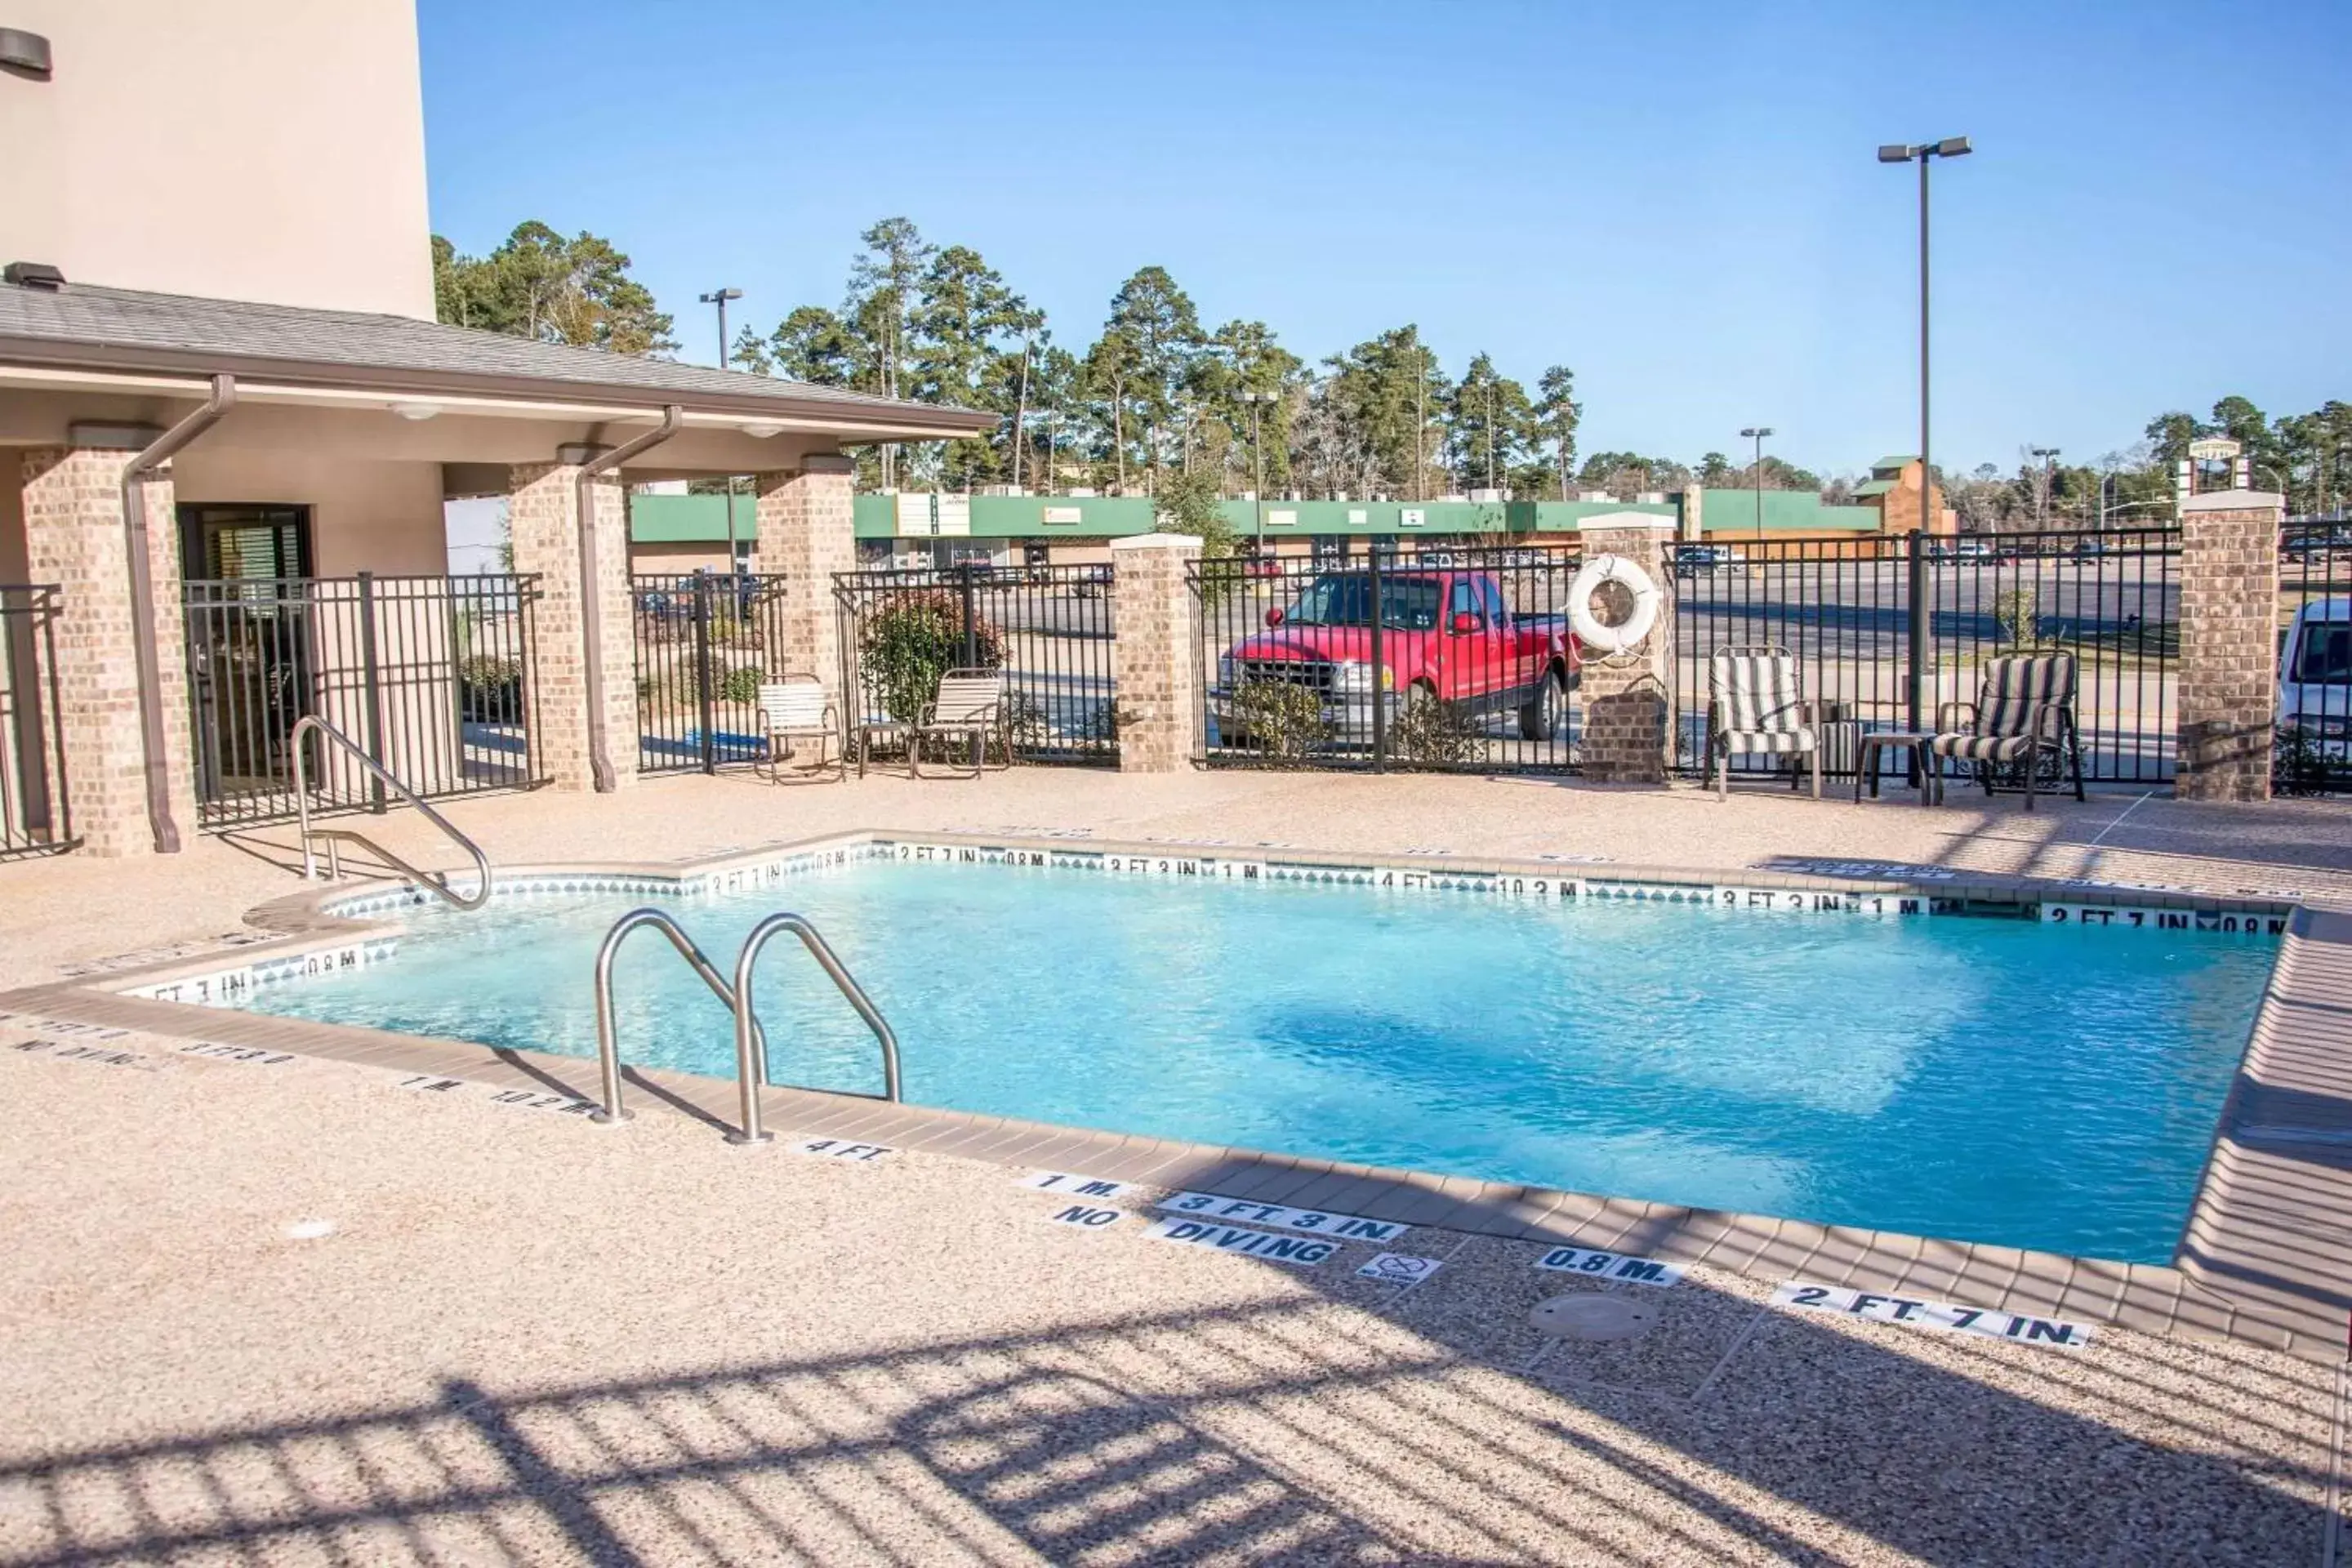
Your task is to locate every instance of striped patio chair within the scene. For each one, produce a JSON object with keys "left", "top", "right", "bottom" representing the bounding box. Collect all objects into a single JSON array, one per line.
[
  {"left": 911, "top": 667, "right": 1008, "bottom": 778},
  {"left": 1927, "top": 653, "right": 2083, "bottom": 810},
  {"left": 755, "top": 676, "right": 843, "bottom": 783},
  {"left": 1707, "top": 645, "right": 1822, "bottom": 801}
]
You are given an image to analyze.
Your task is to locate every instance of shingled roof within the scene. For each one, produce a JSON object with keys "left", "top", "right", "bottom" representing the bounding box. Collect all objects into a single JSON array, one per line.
[{"left": 0, "top": 280, "right": 993, "bottom": 435}]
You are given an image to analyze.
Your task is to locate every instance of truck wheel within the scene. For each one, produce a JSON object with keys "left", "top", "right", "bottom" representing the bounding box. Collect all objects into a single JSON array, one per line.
[{"left": 1519, "top": 669, "right": 1567, "bottom": 741}]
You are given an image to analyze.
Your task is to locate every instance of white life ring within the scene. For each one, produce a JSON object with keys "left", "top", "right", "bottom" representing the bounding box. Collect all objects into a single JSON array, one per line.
[{"left": 1568, "top": 554, "right": 1661, "bottom": 654}]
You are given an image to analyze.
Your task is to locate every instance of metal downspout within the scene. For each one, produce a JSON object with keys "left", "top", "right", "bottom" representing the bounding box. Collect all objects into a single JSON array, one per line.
[
  {"left": 574, "top": 407, "right": 681, "bottom": 792},
  {"left": 122, "top": 374, "right": 235, "bottom": 853}
]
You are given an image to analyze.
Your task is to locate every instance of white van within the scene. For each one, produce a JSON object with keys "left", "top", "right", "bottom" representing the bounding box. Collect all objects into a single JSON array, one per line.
[{"left": 2279, "top": 598, "right": 2351, "bottom": 763}]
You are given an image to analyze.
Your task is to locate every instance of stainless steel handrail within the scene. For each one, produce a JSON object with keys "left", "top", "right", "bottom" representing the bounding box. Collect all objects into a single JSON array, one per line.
[
  {"left": 731, "top": 911, "right": 903, "bottom": 1145},
  {"left": 291, "top": 715, "right": 492, "bottom": 911},
  {"left": 590, "top": 907, "right": 771, "bottom": 1131}
]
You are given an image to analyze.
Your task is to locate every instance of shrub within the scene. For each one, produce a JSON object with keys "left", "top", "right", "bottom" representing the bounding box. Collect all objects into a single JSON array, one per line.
[
  {"left": 458, "top": 654, "right": 522, "bottom": 723},
  {"left": 1227, "top": 678, "right": 1331, "bottom": 761},
  {"left": 2274, "top": 726, "right": 2339, "bottom": 797},
  {"left": 858, "top": 590, "right": 1003, "bottom": 722},
  {"left": 1390, "top": 688, "right": 1484, "bottom": 766},
  {"left": 716, "top": 664, "right": 764, "bottom": 706},
  {"left": 1993, "top": 586, "right": 2045, "bottom": 651}
]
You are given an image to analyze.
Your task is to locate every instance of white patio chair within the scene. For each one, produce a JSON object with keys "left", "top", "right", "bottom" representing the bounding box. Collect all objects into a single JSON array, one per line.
[
  {"left": 911, "top": 667, "right": 1008, "bottom": 778},
  {"left": 755, "top": 676, "right": 842, "bottom": 783}
]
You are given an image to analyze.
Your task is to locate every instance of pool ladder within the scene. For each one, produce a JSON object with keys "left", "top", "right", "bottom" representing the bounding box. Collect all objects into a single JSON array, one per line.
[
  {"left": 590, "top": 908, "right": 902, "bottom": 1144},
  {"left": 292, "top": 715, "right": 493, "bottom": 911}
]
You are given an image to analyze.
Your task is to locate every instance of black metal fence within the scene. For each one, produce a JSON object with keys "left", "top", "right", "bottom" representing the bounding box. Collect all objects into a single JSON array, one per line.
[
  {"left": 183, "top": 574, "right": 544, "bottom": 828},
  {"left": 831, "top": 563, "right": 1117, "bottom": 766},
  {"left": 1675, "top": 528, "right": 2179, "bottom": 787},
  {"left": 2278, "top": 519, "right": 2351, "bottom": 794},
  {"left": 630, "top": 573, "right": 792, "bottom": 774},
  {"left": 1192, "top": 542, "right": 1583, "bottom": 773},
  {"left": 1, "top": 584, "right": 74, "bottom": 858}
]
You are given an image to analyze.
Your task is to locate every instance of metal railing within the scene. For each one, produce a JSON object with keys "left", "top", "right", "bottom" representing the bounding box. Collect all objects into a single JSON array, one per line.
[
  {"left": 1, "top": 584, "right": 75, "bottom": 859},
  {"left": 631, "top": 572, "right": 793, "bottom": 775},
  {"left": 292, "top": 715, "right": 492, "bottom": 911},
  {"left": 2278, "top": 518, "right": 2351, "bottom": 795},
  {"left": 590, "top": 906, "right": 901, "bottom": 1144},
  {"left": 833, "top": 561, "right": 1118, "bottom": 767}
]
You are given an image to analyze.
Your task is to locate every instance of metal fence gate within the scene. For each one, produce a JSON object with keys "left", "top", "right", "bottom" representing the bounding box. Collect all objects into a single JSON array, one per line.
[
  {"left": 1674, "top": 528, "right": 2180, "bottom": 787},
  {"left": 1193, "top": 541, "right": 1584, "bottom": 773},
  {"left": 1, "top": 584, "right": 74, "bottom": 858},
  {"left": 630, "top": 573, "right": 792, "bottom": 774},
  {"left": 183, "top": 574, "right": 544, "bottom": 828},
  {"left": 2278, "top": 518, "right": 2350, "bottom": 794},
  {"left": 831, "top": 563, "right": 1117, "bottom": 766}
]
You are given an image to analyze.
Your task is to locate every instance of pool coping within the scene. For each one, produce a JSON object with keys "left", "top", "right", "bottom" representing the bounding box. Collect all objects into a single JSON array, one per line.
[{"left": 5, "top": 828, "right": 2343, "bottom": 1362}]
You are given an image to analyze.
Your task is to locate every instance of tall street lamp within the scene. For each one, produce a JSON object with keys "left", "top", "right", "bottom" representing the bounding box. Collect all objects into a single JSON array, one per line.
[
  {"left": 1879, "top": 134, "right": 1971, "bottom": 732},
  {"left": 702, "top": 287, "right": 746, "bottom": 570},
  {"left": 2031, "top": 446, "right": 2060, "bottom": 528},
  {"left": 1238, "top": 390, "right": 1275, "bottom": 550},
  {"left": 1740, "top": 425, "right": 1774, "bottom": 540}
]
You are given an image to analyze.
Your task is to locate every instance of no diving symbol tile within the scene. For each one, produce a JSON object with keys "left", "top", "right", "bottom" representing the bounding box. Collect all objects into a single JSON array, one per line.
[{"left": 1356, "top": 1253, "right": 1445, "bottom": 1285}]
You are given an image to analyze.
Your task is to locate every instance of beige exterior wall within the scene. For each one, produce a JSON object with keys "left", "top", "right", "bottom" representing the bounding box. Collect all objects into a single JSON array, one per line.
[
  {"left": 172, "top": 449, "right": 448, "bottom": 576},
  {"left": 0, "top": 0, "right": 434, "bottom": 318}
]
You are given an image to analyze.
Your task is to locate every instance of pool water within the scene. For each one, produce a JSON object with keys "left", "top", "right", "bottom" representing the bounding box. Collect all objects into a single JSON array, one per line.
[{"left": 242, "top": 862, "right": 2274, "bottom": 1262}]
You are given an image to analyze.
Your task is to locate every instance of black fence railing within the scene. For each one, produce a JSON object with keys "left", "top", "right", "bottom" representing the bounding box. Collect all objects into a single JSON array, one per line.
[
  {"left": 832, "top": 563, "right": 1117, "bottom": 766},
  {"left": 183, "top": 574, "right": 544, "bottom": 829},
  {"left": 1675, "top": 529, "right": 2179, "bottom": 787},
  {"left": 2278, "top": 519, "right": 2351, "bottom": 795},
  {"left": 1, "top": 584, "right": 74, "bottom": 858},
  {"left": 630, "top": 573, "right": 793, "bottom": 775},
  {"left": 1193, "top": 542, "right": 1583, "bottom": 773},
  {"left": 1673, "top": 537, "right": 1909, "bottom": 779}
]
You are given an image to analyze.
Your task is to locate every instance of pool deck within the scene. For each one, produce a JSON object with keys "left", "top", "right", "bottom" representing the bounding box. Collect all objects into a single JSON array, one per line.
[{"left": 5, "top": 769, "right": 2352, "bottom": 1562}]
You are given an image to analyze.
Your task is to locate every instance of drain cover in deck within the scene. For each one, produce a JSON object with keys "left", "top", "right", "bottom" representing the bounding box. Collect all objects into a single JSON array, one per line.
[{"left": 1531, "top": 1294, "right": 1657, "bottom": 1341}]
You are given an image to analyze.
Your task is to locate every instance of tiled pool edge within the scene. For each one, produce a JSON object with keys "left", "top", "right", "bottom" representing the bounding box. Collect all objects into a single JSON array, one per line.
[{"left": 7, "top": 828, "right": 2337, "bottom": 1362}]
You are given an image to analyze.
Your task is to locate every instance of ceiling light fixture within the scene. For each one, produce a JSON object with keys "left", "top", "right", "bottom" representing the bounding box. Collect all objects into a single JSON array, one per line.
[
  {"left": 740, "top": 421, "right": 785, "bottom": 439},
  {"left": 391, "top": 402, "right": 442, "bottom": 421}
]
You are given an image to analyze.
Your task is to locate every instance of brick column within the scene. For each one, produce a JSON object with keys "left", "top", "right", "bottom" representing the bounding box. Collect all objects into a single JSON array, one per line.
[
  {"left": 1572, "top": 516, "right": 1677, "bottom": 784},
  {"left": 2176, "top": 490, "right": 2283, "bottom": 803},
  {"left": 20, "top": 448, "right": 198, "bottom": 856},
  {"left": 508, "top": 461, "right": 637, "bottom": 792},
  {"left": 753, "top": 456, "right": 856, "bottom": 703},
  {"left": 1109, "top": 532, "right": 1203, "bottom": 773}
]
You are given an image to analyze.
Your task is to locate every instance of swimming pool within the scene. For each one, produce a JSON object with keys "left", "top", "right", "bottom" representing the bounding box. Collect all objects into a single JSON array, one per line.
[{"left": 230, "top": 852, "right": 2276, "bottom": 1263}]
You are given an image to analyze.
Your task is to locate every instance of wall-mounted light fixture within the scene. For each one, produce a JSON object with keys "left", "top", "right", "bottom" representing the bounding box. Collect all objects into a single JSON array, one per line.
[{"left": 0, "top": 28, "right": 53, "bottom": 79}]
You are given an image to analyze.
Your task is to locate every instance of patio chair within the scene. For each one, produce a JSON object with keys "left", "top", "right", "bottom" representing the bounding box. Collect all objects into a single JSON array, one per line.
[
  {"left": 911, "top": 667, "right": 1009, "bottom": 778},
  {"left": 755, "top": 677, "right": 843, "bottom": 783},
  {"left": 1927, "top": 652, "right": 2083, "bottom": 810},
  {"left": 1706, "top": 645, "right": 1822, "bottom": 801}
]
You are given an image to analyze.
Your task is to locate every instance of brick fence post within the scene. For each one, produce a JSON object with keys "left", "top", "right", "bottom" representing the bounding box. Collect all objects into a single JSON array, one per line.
[
  {"left": 2176, "top": 490, "right": 2283, "bottom": 803},
  {"left": 508, "top": 459, "right": 638, "bottom": 792},
  {"left": 1109, "top": 532, "right": 1203, "bottom": 774},
  {"left": 19, "top": 447, "right": 198, "bottom": 856},
  {"left": 753, "top": 456, "right": 855, "bottom": 710},
  {"left": 1570, "top": 514, "right": 1678, "bottom": 784}
]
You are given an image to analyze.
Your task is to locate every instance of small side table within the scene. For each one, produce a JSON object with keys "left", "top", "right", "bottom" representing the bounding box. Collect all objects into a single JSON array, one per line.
[{"left": 1855, "top": 730, "right": 1942, "bottom": 806}]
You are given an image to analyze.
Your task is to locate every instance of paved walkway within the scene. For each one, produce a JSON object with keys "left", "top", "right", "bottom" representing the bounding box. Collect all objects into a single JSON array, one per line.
[{"left": 2, "top": 769, "right": 2350, "bottom": 1563}]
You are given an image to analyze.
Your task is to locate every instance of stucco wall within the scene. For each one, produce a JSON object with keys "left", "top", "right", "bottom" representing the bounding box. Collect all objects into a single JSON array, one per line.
[
  {"left": 0, "top": 0, "right": 434, "bottom": 318},
  {"left": 172, "top": 450, "right": 447, "bottom": 577}
]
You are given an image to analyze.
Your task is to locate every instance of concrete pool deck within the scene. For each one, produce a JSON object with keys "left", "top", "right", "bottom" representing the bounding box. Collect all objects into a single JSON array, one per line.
[{"left": 5, "top": 769, "right": 2352, "bottom": 1561}]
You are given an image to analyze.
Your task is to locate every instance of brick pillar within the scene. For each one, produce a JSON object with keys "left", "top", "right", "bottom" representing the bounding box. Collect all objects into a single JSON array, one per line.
[
  {"left": 2176, "top": 490, "right": 2283, "bottom": 803},
  {"left": 1572, "top": 517, "right": 1677, "bottom": 784},
  {"left": 752, "top": 455, "right": 856, "bottom": 704},
  {"left": 1109, "top": 532, "right": 1203, "bottom": 773},
  {"left": 508, "top": 461, "right": 637, "bottom": 792},
  {"left": 20, "top": 448, "right": 198, "bottom": 857}
]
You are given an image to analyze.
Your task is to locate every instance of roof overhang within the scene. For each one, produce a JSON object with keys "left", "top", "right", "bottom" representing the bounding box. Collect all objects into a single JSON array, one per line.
[{"left": 0, "top": 337, "right": 995, "bottom": 446}]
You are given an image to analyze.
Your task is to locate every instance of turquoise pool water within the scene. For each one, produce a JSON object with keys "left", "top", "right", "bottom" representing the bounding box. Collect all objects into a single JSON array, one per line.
[{"left": 240, "top": 862, "right": 2275, "bottom": 1262}]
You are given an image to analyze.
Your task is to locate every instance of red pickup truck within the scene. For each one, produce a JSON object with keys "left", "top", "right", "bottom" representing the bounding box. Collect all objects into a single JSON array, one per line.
[{"left": 1213, "top": 567, "right": 1580, "bottom": 743}]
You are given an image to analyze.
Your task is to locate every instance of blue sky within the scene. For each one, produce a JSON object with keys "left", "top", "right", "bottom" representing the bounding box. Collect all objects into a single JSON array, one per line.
[{"left": 419, "top": 0, "right": 2350, "bottom": 479}]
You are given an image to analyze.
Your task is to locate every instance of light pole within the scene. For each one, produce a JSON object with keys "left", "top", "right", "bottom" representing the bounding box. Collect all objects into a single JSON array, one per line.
[
  {"left": 1238, "top": 390, "right": 1274, "bottom": 550},
  {"left": 2031, "top": 446, "right": 2060, "bottom": 528},
  {"left": 1740, "top": 425, "right": 1774, "bottom": 540},
  {"left": 702, "top": 287, "right": 746, "bottom": 570},
  {"left": 1879, "top": 135, "right": 1971, "bottom": 733},
  {"left": 1486, "top": 381, "right": 1498, "bottom": 493}
]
